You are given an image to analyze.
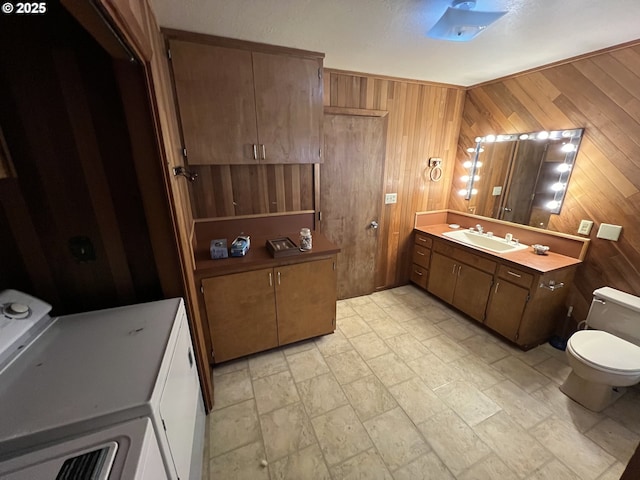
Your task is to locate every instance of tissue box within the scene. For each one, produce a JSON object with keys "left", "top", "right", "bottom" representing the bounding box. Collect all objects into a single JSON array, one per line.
[
  {"left": 209, "top": 239, "right": 228, "bottom": 259},
  {"left": 230, "top": 235, "right": 250, "bottom": 257}
]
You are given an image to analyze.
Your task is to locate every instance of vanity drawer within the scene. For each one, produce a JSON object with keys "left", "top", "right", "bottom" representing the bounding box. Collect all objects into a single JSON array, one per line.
[
  {"left": 410, "top": 264, "right": 428, "bottom": 289},
  {"left": 414, "top": 233, "right": 432, "bottom": 249},
  {"left": 413, "top": 245, "right": 431, "bottom": 268},
  {"left": 434, "top": 241, "right": 496, "bottom": 274},
  {"left": 497, "top": 264, "right": 533, "bottom": 289}
]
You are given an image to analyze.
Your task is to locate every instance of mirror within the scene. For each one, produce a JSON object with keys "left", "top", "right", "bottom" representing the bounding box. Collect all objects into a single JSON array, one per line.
[{"left": 457, "top": 129, "right": 584, "bottom": 229}]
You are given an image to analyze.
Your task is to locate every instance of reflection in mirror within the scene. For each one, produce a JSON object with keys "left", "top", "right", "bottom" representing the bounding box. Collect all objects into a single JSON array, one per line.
[{"left": 458, "top": 129, "right": 584, "bottom": 229}]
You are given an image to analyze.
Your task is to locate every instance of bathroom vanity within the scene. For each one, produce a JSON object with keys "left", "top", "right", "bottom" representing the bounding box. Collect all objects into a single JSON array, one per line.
[{"left": 412, "top": 211, "right": 589, "bottom": 350}]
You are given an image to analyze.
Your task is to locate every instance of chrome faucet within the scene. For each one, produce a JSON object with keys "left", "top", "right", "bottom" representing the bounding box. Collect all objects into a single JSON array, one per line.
[{"left": 475, "top": 224, "right": 484, "bottom": 234}]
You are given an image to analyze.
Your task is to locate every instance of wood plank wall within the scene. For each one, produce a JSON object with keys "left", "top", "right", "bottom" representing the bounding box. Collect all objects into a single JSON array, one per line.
[
  {"left": 449, "top": 43, "right": 640, "bottom": 321},
  {"left": 324, "top": 70, "right": 465, "bottom": 288}
]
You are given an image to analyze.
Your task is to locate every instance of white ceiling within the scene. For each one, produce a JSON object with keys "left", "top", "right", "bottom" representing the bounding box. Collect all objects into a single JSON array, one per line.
[{"left": 150, "top": 0, "right": 640, "bottom": 86}]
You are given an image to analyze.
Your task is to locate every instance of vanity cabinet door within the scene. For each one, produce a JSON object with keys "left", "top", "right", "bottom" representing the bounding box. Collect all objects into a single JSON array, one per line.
[
  {"left": 202, "top": 268, "right": 278, "bottom": 362},
  {"left": 485, "top": 280, "right": 529, "bottom": 341},
  {"left": 452, "top": 265, "right": 493, "bottom": 322},
  {"left": 427, "top": 252, "right": 458, "bottom": 304}
]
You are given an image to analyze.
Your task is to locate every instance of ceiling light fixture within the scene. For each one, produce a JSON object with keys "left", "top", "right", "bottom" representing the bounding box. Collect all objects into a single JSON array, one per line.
[{"left": 427, "top": 0, "right": 507, "bottom": 42}]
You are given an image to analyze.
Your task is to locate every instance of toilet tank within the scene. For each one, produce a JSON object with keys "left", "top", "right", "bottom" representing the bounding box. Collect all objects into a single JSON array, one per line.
[{"left": 587, "top": 287, "right": 640, "bottom": 345}]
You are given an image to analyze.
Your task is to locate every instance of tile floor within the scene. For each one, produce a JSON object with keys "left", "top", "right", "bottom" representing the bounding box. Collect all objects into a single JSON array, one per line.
[{"left": 203, "top": 285, "right": 640, "bottom": 479}]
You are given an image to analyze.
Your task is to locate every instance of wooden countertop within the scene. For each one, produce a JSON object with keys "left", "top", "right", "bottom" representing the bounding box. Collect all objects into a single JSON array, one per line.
[
  {"left": 195, "top": 231, "right": 340, "bottom": 277},
  {"left": 415, "top": 224, "right": 582, "bottom": 274}
]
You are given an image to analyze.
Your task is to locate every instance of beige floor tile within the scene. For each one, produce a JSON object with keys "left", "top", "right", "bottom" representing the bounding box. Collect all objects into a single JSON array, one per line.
[
  {"left": 352, "top": 302, "right": 389, "bottom": 322},
  {"left": 311, "top": 405, "right": 373, "bottom": 466},
  {"left": 530, "top": 416, "right": 616, "bottom": 480},
  {"left": 339, "top": 315, "right": 373, "bottom": 338},
  {"left": 370, "top": 289, "right": 402, "bottom": 308},
  {"left": 297, "top": 372, "right": 349, "bottom": 417},
  {"left": 483, "top": 380, "right": 552, "bottom": 429},
  {"left": 418, "top": 409, "right": 492, "bottom": 475},
  {"left": 596, "top": 461, "right": 626, "bottom": 480},
  {"left": 363, "top": 407, "right": 430, "bottom": 471},
  {"left": 530, "top": 383, "right": 603, "bottom": 433},
  {"left": 422, "top": 334, "right": 470, "bottom": 363},
  {"left": 381, "top": 303, "right": 419, "bottom": 323},
  {"left": 336, "top": 301, "right": 358, "bottom": 319},
  {"left": 315, "top": 330, "right": 353, "bottom": 357},
  {"left": 457, "top": 453, "right": 518, "bottom": 480},
  {"left": 212, "top": 357, "right": 248, "bottom": 377},
  {"left": 418, "top": 303, "right": 453, "bottom": 324},
  {"left": 253, "top": 370, "right": 300, "bottom": 414},
  {"left": 325, "top": 349, "right": 372, "bottom": 385},
  {"left": 212, "top": 368, "right": 254, "bottom": 410},
  {"left": 368, "top": 317, "right": 408, "bottom": 339},
  {"left": 209, "top": 399, "right": 261, "bottom": 457},
  {"left": 402, "top": 318, "right": 443, "bottom": 341},
  {"left": 366, "top": 352, "right": 415, "bottom": 387},
  {"left": 260, "top": 402, "right": 316, "bottom": 461},
  {"left": 526, "top": 459, "right": 581, "bottom": 480},
  {"left": 282, "top": 338, "right": 317, "bottom": 356},
  {"left": 385, "top": 333, "right": 430, "bottom": 362},
  {"left": 342, "top": 375, "right": 397, "bottom": 421},
  {"left": 392, "top": 451, "right": 455, "bottom": 480},
  {"left": 344, "top": 295, "right": 372, "bottom": 307},
  {"left": 210, "top": 441, "right": 269, "bottom": 480},
  {"left": 407, "top": 352, "right": 462, "bottom": 389},
  {"left": 330, "top": 448, "right": 393, "bottom": 480},
  {"left": 473, "top": 411, "right": 552, "bottom": 478},
  {"left": 586, "top": 417, "right": 640, "bottom": 463},
  {"left": 248, "top": 350, "right": 289, "bottom": 380},
  {"left": 268, "top": 443, "right": 331, "bottom": 480},
  {"left": 461, "top": 335, "right": 510, "bottom": 364},
  {"left": 508, "top": 344, "right": 551, "bottom": 366},
  {"left": 534, "top": 356, "right": 572, "bottom": 385},
  {"left": 434, "top": 380, "right": 501, "bottom": 426},
  {"left": 491, "top": 355, "right": 550, "bottom": 393},
  {"left": 389, "top": 376, "right": 447, "bottom": 424},
  {"left": 450, "top": 354, "right": 505, "bottom": 390},
  {"left": 349, "top": 331, "right": 390, "bottom": 360},
  {"left": 437, "top": 317, "right": 477, "bottom": 341},
  {"left": 603, "top": 389, "right": 640, "bottom": 435},
  {"left": 286, "top": 347, "right": 329, "bottom": 383}
]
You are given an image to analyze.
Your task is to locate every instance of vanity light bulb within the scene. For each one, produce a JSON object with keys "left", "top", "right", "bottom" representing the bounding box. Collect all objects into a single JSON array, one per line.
[
  {"left": 474, "top": 175, "right": 480, "bottom": 181},
  {"left": 478, "top": 147, "right": 485, "bottom": 153},
  {"left": 475, "top": 162, "right": 483, "bottom": 168},
  {"left": 537, "top": 131, "right": 550, "bottom": 140},
  {"left": 485, "top": 135, "right": 496, "bottom": 143},
  {"left": 463, "top": 161, "right": 473, "bottom": 168},
  {"left": 466, "top": 147, "right": 475, "bottom": 153},
  {"left": 557, "top": 163, "right": 571, "bottom": 173},
  {"left": 546, "top": 200, "right": 560, "bottom": 210},
  {"left": 551, "top": 182, "right": 565, "bottom": 192},
  {"left": 474, "top": 137, "right": 482, "bottom": 142},
  {"left": 461, "top": 175, "right": 470, "bottom": 182},
  {"left": 561, "top": 143, "right": 577, "bottom": 153},
  {"left": 519, "top": 134, "right": 529, "bottom": 140},
  {"left": 471, "top": 189, "right": 478, "bottom": 195},
  {"left": 458, "top": 189, "right": 468, "bottom": 196}
]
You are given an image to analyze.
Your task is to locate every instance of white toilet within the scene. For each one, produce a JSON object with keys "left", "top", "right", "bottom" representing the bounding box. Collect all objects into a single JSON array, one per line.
[{"left": 561, "top": 287, "right": 640, "bottom": 412}]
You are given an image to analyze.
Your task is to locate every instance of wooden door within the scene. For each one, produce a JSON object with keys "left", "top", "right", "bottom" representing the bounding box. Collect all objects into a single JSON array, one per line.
[
  {"left": 321, "top": 114, "right": 386, "bottom": 299},
  {"left": 253, "top": 52, "right": 323, "bottom": 164},
  {"left": 452, "top": 264, "right": 493, "bottom": 321},
  {"left": 202, "top": 269, "right": 278, "bottom": 362},
  {"left": 275, "top": 257, "right": 337, "bottom": 345},
  {"left": 427, "top": 252, "right": 457, "bottom": 304},
  {"left": 169, "top": 40, "right": 258, "bottom": 165},
  {"left": 485, "top": 280, "right": 529, "bottom": 341}
]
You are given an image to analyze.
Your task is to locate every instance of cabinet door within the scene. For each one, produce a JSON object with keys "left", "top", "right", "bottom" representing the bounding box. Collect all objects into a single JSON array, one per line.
[
  {"left": 427, "top": 252, "right": 457, "bottom": 304},
  {"left": 452, "top": 264, "right": 493, "bottom": 321},
  {"left": 169, "top": 40, "right": 258, "bottom": 165},
  {"left": 275, "top": 257, "right": 337, "bottom": 345},
  {"left": 485, "top": 280, "right": 529, "bottom": 341},
  {"left": 202, "top": 268, "right": 278, "bottom": 362},
  {"left": 253, "top": 52, "right": 323, "bottom": 164}
]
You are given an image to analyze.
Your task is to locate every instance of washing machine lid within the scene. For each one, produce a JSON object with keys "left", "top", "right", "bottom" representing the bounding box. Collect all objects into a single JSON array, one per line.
[{"left": 569, "top": 330, "right": 640, "bottom": 373}]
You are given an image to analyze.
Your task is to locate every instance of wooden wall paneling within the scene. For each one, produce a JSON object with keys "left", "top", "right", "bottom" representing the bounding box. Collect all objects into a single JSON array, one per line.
[{"left": 453, "top": 42, "right": 640, "bottom": 323}]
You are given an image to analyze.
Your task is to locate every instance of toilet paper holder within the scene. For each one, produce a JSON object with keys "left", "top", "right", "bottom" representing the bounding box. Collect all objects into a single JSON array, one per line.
[{"left": 540, "top": 280, "right": 564, "bottom": 291}]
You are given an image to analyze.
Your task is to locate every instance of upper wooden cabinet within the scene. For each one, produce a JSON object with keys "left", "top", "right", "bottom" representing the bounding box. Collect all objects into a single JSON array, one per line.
[{"left": 166, "top": 32, "right": 324, "bottom": 165}]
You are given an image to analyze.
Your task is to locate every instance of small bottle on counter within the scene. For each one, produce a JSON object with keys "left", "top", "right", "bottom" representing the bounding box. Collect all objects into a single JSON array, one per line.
[{"left": 299, "top": 228, "right": 312, "bottom": 251}]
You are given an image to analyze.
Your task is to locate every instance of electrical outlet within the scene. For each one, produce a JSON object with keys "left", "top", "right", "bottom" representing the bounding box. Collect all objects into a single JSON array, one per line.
[
  {"left": 578, "top": 220, "right": 593, "bottom": 235},
  {"left": 384, "top": 193, "right": 398, "bottom": 204}
]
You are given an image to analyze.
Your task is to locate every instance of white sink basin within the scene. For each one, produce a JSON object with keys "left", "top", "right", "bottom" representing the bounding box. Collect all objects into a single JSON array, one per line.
[{"left": 442, "top": 230, "right": 528, "bottom": 253}]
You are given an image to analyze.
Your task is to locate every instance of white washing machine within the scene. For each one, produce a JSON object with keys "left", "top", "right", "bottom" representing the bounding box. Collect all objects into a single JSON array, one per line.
[{"left": 0, "top": 290, "right": 206, "bottom": 480}]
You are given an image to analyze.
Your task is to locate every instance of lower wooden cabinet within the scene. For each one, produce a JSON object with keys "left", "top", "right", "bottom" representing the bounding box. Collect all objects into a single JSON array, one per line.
[
  {"left": 484, "top": 278, "right": 529, "bottom": 340},
  {"left": 202, "top": 256, "right": 337, "bottom": 363}
]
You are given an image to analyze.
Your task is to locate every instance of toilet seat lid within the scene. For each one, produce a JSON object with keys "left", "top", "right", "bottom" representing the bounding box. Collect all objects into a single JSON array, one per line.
[{"left": 569, "top": 330, "right": 640, "bottom": 373}]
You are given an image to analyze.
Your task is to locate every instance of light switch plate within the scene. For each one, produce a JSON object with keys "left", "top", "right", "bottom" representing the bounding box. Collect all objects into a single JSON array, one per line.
[
  {"left": 385, "top": 193, "right": 398, "bottom": 204},
  {"left": 578, "top": 220, "right": 593, "bottom": 235},
  {"left": 492, "top": 186, "right": 503, "bottom": 196},
  {"left": 596, "top": 223, "right": 622, "bottom": 241}
]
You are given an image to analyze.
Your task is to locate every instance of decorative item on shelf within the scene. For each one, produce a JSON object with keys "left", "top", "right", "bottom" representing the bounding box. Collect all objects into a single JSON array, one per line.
[
  {"left": 266, "top": 237, "right": 301, "bottom": 258},
  {"left": 230, "top": 235, "right": 250, "bottom": 257},
  {"left": 532, "top": 244, "right": 550, "bottom": 255},
  {"left": 209, "top": 239, "right": 228, "bottom": 259},
  {"left": 299, "top": 228, "right": 312, "bottom": 251}
]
